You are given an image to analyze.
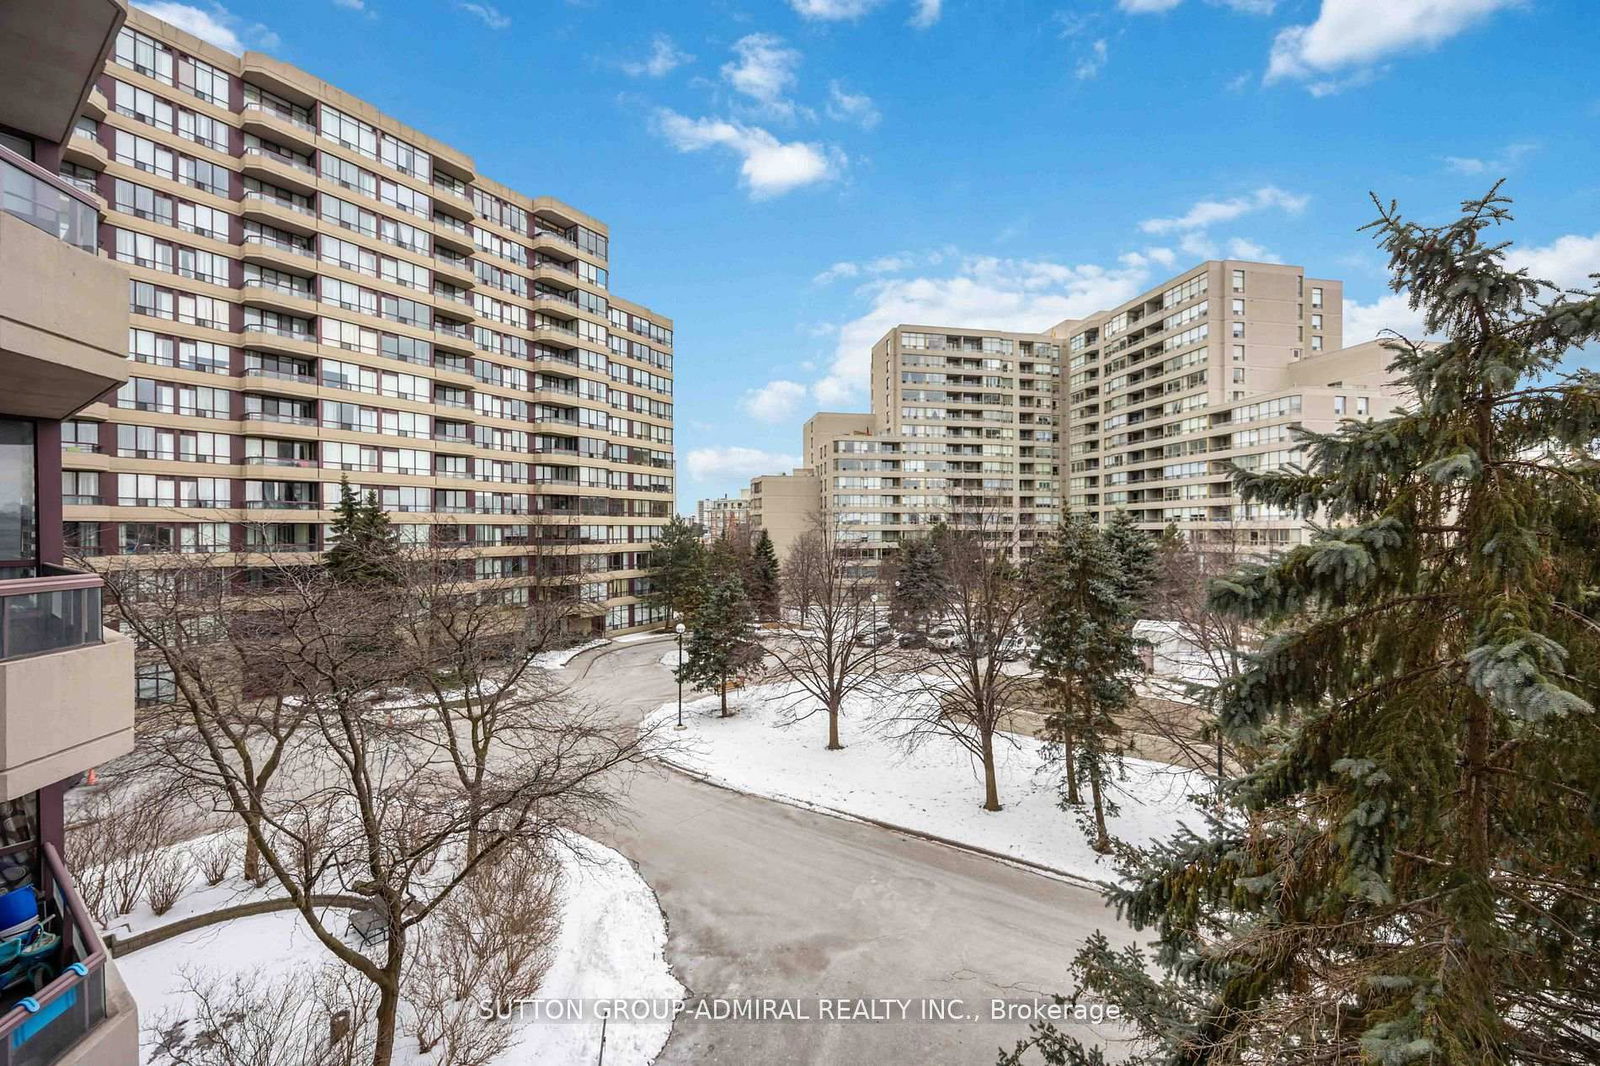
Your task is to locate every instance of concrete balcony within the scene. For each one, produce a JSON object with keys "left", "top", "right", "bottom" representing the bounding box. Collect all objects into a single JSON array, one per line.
[
  {"left": 0, "top": 843, "right": 138, "bottom": 1066},
  {"left": 0, "top": 566, "right": 133, "bottom": 803},
  {"left": 0, "top": 158, "right": 128, "bottom": 420}
]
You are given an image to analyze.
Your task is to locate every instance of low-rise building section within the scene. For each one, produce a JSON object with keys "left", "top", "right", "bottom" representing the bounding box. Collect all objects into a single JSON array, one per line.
[{"left": 695, "top": 488, "right": 750, "bottom": 541}]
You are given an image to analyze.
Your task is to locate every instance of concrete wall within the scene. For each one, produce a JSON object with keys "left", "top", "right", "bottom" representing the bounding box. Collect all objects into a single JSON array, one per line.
[
  {"left": 0, "top": 212, "right": 130, "bottom": 419},
  {"left": 0, "top": 627, "right": 135, "bottom": 801}
]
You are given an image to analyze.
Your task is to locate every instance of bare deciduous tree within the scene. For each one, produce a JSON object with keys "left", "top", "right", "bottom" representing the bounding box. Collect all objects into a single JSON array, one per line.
[
  {"left": 886, "top": 522, "right": 1034, "bottom": 812},
  {"left": 764, "top": 514, "right": 890, "bottom": 750},
  {"left": 101, "top": 541, "right": 654, "bottom": 1066}
]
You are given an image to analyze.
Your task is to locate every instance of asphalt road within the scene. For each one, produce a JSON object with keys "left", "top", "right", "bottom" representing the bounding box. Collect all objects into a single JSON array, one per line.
[{"left": 564, "top": 639, "right": 1136, "bottom": 1066}]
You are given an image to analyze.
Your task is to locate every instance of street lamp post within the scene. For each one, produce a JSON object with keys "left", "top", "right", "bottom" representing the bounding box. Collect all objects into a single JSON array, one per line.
[
  {"left": 870, "top": 593, "right": 880, "bottom": 675},
  {"left": 674, "top": 621, "right": 687, "bottom": 730}
]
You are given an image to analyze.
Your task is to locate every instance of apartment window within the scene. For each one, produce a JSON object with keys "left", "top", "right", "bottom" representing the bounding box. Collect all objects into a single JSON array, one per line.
[
  {"left": 178, "top": 56, "right": 231, "bottom": 107},
  {"left": 1231, "top": 298, "right": 1245, "bottom": 317},
  {"left": 113, "top": 81, "right": 173, "bottom": 132},
  {"left": 1292, "top": 347, "right": 1302, "bottom": 361},
  {"left": 62, "top": 471, "right": 100, "bottom": 506},
  {"left": 1232, "top": 345, "right": 1245, "bottom": 363},
  {"left": 1231, "top": 269, "right": 1245, "bottom": 293},
  {"left": 1357, "top": 396, "right": 1370, "bottom": 416},
  {"left": 1311, "top": 313, "right": 1323, "bottom": 330},
  {"left": 1312, "top": 336, "right": 1324, "bottom": 351},
  {"left": 63, "top": 522, "right": 99, "bottom": 553},
  {"left": 114, "top": 28, "right": 174, "bottom": 84},
  {"left": 62, "top": 421, "right": 101, "bottom": 453},
  {"left": 1311, "top": 287, "right": 1324, "bottom": 308},
  {"left": 1333, "top": 395, "right": 1347, "bottom": 415},
  {"left": 1232, "top": 368, "right": 1246, "bottom": 384},
  {"left": 1231, "top": 321, "right": 1245, "bottom": 339}
]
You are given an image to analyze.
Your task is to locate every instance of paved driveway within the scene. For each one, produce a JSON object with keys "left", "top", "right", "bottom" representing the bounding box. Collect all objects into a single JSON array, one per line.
[{"left": 565, "top": 640, "right": 1136, "bottom": 1065}]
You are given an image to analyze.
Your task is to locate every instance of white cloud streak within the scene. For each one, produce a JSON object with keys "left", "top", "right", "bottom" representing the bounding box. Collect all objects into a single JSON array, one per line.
[
  {"left": 686, "top": 447, "right": 802, "bottom": 482},
  {"left": 133, "top": 2, "right": 278, "bottom": 53},
  {"left": 623, "top": 35, "right": 693, "bottom": 78},
  {"left": 654, "top": 110, "right": 844, "bottom": 199},
  {"left": 456, "top": 2, "right": 510, "bottom": 30},
  {"left": 1267, "top": 0, "right": 1519, "bottom": 91},
  {"left": 1139, "top": 186, "right": 1309, "bottom": 234}
]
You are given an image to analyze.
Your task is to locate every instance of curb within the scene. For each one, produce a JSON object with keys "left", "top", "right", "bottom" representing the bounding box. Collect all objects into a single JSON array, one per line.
[
  {"left": 104, "top": 892, "right": 370, "bottom": 957},
  {"left": 655, "top": 756, "right": 1107, "bottom": 892}
]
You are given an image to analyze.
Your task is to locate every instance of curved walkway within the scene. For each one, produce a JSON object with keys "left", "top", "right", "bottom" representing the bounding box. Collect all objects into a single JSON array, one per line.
[{"left": 566, "top": 639, "right": 1135, "bottom": 1065}]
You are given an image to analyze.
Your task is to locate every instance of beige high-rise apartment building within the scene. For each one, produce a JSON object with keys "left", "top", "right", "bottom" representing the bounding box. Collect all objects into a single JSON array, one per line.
[
  {"left": 746, "top": 259, "right": 1402, "bottom": 569},
  {"left": 56, "top": 7, "right": 675, "bottom": 655},
  {"left": 786, "top": 326, "right": 1064, "bottom": 575},
  {"left": 1054, "top": 260, "right": 1400, "bottom": 548}
]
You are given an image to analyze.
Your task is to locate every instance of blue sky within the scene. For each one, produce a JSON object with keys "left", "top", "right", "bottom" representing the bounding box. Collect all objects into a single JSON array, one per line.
[{"left": 139, "top": 0, "right": 1600, "bottom": 509}]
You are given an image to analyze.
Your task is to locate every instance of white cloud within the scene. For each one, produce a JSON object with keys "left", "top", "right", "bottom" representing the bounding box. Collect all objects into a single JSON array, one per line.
[
  {"left": 826, "top": 81, "right": 881, "bottom": 129},
  {"left": 623, "top": 35, "right": 692, "bottom": 77},
  {"left": 331, "top": 0, "right": 368, "bottom": 10},
  {"left": 812, "top": 255, "right": 1154, "bottom": 405},
  {"left": 1119, "top": 0, "right": 1183, "bottom": 11},
  {"left": 686, "top": 447, "right": 801, "bottom": 482},
  {"left": 1343, "top": 291, "right": 1428, "bottom": 344},
  {"left": 722, "top": 34, "right": 803, "bottom": 116},
  {"left": 741, "top": 380, "right": 811, "bottom": 423},
  {"left": 813, "top": 250, "right": 948, "bottom": 285},
  {"left": 133, "top": 2, "right": 277, "bottom": 53},
  {"left": 1341, "top": 231, "right": 1600, "bottom": 345},
  {"left": 1075, "top": 39, "right": 1109, "bottom": 80},
  {"left": 1139, "top": 186, "right": 1309, "bottom": 234},
  {"left": 909, "top": 0, "right": 942, "bottom": 28},
  {"left": 456, "top": 2, "right": 510, "bottom": 30},
  {"left": 1512, "top": 232, "right": 1600, "bottom": 292},
  {"left": 790, "top": 0, "right": 885, "bottom": 19},
  {"left": 1267, "top": 0, "right": 1519, "bottom": 90},
  {"left": 1443, "top": 142, "right": 1535, "bottom": 175},
  {"left": 1225, "top": 237, "right": 1281, "bottom": 262},
  {"left": 654, "top": 110, "right": 843, "bottom": 199}
]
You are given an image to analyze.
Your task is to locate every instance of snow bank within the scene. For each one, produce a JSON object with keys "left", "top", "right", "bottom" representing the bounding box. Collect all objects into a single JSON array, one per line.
[
  {"left": 640, "top": 682, "right": 1205, "bottom": 883},
  {"left": 531, "top": 638, "right": 610, "bottom": 670},
  {"left": 118, "top": 833, "right": 681, "bottom": 1066}
]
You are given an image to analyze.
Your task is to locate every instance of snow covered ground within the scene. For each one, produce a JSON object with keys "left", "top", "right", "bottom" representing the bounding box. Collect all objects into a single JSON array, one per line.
[
  {"left": 118, "top": 832, "right": 682, "bottom": 1065},
  {"left": 639, "top": 681, "right": 1207, "bottom": 882},
  {"left": 531, "top": 637, "right": 610, "bottom": 670}
]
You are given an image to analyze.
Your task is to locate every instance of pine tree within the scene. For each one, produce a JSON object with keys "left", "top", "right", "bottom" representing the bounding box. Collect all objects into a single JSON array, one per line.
[
  {"left": 1002, "top": 187, "right": 1600, "bottom": 1065},
  {"left": 1028, "top": 517, "right": 1144, "bottom": 853},
  {"left": 749, "top": 529, "right": 781, "bottom": 622},
  {"left": 324, "top": 477, "right": 399, "bottom": 585},
  {"left": 676, "top": 574, "right": 764, "bottom": 718},
  {"left": 889, "top": 525, "right": 951, "bottom": 634},
  {"left": 1101, "top": 509, "right": 1160, "bottom": 616},
  {"left": 645, "top": 516, "right": 707, "bottom": 623}
]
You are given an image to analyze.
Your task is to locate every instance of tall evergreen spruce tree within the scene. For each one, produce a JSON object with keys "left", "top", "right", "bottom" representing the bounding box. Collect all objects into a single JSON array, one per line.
[
  {"left": 890, "top": 525, "right": 951, "bottom": 634},
  {"left": 750, "top": 529, "right": 781, "bottom": 622},
  {"left": 1001, "top": 187, "right": 1600, "bottom": 1065},
  {"left": 646, "top": 516, "right": 708, "bottom": 623},
  {"left": 1102, "top": 509, "right": 1160, "bottom": 617},
  {"left": 677, "top": 574, "right": 764, "bottom": 717},
  {"left": 324, "top": 477, "right": 399, "bottom": 585},
  {"left": 1029, "top": 517, "right": 1148, "bottom": 852}
]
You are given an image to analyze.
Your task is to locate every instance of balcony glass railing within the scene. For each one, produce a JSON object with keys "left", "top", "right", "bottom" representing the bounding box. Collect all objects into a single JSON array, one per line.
[
  {"left": 0, "top": 845, "right": 110, "bottom": 1065},
  {"left": 0, "top": 565, "right": 103, "bottom": 662},
  {"left": 0, "top": 148, "right": 98, "bottom": 254}
]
